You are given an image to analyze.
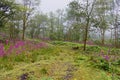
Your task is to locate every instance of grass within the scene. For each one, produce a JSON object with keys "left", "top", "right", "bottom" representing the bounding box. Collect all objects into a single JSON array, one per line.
[{"left": 0, "top": 41, "right": 120, "bottom": 80}]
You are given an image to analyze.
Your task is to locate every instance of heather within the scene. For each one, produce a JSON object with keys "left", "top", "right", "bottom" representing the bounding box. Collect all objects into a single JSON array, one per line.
[{"left": 0, "top": 40, "right": 47, "bottom": 57}]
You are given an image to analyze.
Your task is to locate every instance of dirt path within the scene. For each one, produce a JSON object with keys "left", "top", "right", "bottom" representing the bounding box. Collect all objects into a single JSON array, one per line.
[{"left": 62, "top": 63, "right": 77, "bottom": 80}]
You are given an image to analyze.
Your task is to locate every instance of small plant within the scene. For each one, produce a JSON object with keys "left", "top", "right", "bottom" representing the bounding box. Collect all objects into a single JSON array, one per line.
[
  {"left": 86, "top": 45, "right": 101, "bottom": 52},
  {"left": 117, "top": 60, "right": 120, "bottom": 65},
  {"left": 40, "top": 68, "right": 48, "bottom": 75},
  {"left": 74, "top": 56, "right": 86, "bottom": 63},
  {"left": 0, "top": 44, "right": 5, "bottom": 56},
  {"left": 111, "top": 48, "right": 120, "bottom": 54}
]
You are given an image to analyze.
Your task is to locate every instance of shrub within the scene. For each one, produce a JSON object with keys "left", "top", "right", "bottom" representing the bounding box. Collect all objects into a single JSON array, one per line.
[
  {"left": 92, "top": 58, "right": 110, "bottom": 71},
  {"left": 111, "top": 48, "right": 120, "bottom": 54},
  {"left": 86, "top": 45, "right": 101, "bottom": 52},
  {"left": 117, "top": 60, "right": 120, "bottom": 65}
]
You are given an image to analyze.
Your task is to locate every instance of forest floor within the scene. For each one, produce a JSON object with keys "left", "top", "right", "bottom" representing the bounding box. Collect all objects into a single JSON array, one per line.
[{"left": 0, "top": 41, "right": 120, "bottom": 80}]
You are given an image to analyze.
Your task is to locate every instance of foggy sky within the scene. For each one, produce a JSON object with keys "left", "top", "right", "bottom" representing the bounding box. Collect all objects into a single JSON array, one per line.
[{"left": 40, "top": 0, "right": 72, "bottom": 13}]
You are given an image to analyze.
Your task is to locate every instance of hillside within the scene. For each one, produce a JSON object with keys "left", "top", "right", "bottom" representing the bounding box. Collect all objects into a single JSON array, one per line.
[{"left": 0, "top": 41, "right": 120, "bottom": 80}]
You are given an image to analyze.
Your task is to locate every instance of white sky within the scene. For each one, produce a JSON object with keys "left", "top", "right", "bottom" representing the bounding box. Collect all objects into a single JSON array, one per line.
[{"left": 40, "top": 0, "right": 72, "bottom": 13}]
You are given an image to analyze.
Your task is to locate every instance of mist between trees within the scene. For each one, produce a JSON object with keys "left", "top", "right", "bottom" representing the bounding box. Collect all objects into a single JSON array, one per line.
[{"left": 0, "top": 0, "right": 120, "bottom": 50}]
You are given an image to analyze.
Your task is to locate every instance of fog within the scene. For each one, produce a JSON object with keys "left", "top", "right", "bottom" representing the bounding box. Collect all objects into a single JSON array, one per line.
[{"left": 40, "top": 0, "right": 72, "bottom": 13}]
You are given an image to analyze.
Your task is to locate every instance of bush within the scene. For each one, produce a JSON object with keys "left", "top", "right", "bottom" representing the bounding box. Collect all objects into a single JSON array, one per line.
[
  {"left": 99, "top": 61, "right": 110, "bottom": 71},
  {"left": 117, "top": 60, "right": 120, "bottom": 65},
  {"left": 86, "top": 46, "right": 101, "bottom": 52},
  {"left": 91, "top": 57, "right": 110, "bottom": 71},
  {"left": 111, "top": 48, "right": 120, "bottom": 54}
]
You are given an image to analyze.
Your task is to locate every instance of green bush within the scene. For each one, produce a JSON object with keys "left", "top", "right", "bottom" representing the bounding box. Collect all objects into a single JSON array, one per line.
[
  {"left": 91, "top": 57, "right": 110, "bottom": 71},
  {"left": 99, "top": 61, "right": 110, "bottom": 71},
  {"left": 86, "top": 46, "right": 101, "bottom": 52},
  {"left": 117, "top": 60, "right": 120, "bottom": 65},
  {"left": 111, "top": 48, "right": 120, "bottom": 54}
]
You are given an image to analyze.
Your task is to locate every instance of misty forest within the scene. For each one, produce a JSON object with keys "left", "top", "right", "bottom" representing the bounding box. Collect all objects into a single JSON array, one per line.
[{"left": 0, "top": 0, "right": 120, "bottom": 80}]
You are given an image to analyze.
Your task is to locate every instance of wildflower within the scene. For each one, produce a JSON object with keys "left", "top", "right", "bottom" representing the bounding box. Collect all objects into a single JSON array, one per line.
[
  {"left": 6, "top": 40, "right": 9, "bottom": 45},
  {"left": 104, "top": 55, "right": 110, "bottom": 61},
  {"left": 0, "top": 44, "right": 5, "bottom": 56},
  {"left": 6, "top": 45, "right": 14, "bottom": 54}
]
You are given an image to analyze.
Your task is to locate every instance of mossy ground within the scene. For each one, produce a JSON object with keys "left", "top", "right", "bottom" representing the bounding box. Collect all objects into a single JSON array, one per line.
[{"left": 0, "top": 41, "right": 120, "bottom": 80}]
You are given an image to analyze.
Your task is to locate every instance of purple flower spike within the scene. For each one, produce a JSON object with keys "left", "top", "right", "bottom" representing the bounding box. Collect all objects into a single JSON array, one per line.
[
  {"left": 104, "top": 55, "right": 110, "bottom": 61},
  {"left": 0, "top": 44, "right": 5, "bottom": 57},
  {"left": 6, "top": 40, "right": 9, "bottom": 45}
]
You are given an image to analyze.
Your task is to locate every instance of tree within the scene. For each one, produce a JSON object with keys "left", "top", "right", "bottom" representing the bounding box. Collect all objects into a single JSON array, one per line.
[
  {"left": 68, "top": 0, "right": 96, "bottom": 50},
  {"left": 94, "top": 0, "right": 111, "bottom": 45},
  {"left": 55, "top": 9, "right": 65, "bottom": 40},
  {"left": 114, "top": 0, "right": 120, "bottom": 48},
  {"left": 48, "top": 12, "right": 56, "bottom": 40},
  {"left": 20, "top": 0, "right": 40, "bottom": 40},
  {"left": 0, "top": 0, "right": 22, "bottom": 42},
  {"left": 0, "top": 0, "right": 17, "bottom": 27},
  {"left": 66, "top": 0, "right": 84, "bottom": 42},
  {"left": 83, "top": 0, "right": 97, "bottom": 51},
  {"left": 34, "top": 13, "right": 48, "bottom": 39}
]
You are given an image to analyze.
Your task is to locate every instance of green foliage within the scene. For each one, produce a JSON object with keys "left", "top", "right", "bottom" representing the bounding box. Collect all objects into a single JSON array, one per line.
[
  {"left": 51, "top": 41, "right": 82, "bottom": 47},
  {"left": 91, "top": 57, "right": 110, "bottom": 71},
  {"left": 0, "top": 56, "right": 13, "bottom": 70},
  {"left": 112, "top": 60, "right": 120, "bottom": 66},
  {"left": 99, "top": 61, "right": 110, "bottom": 71},
  {"left": 116, "top": 60, "right": 120, "bottom": 65},
  {"left": 90, "top": 56, "right": 120, "bottom": 75},
  {"left": 41, "top": 77, "right": 54, "bottom": 80},
  {"left": 110, "top": 48, "right": 120, "bottom": 54},
  {"left": 0, "top": 0, "right": 19, "bottom": 27},
  {"left": 86, "top": 46, "right": 101, "bottom": 52},
  {"left": 74, "top": 56, "right": 86, "bottom": 63}
]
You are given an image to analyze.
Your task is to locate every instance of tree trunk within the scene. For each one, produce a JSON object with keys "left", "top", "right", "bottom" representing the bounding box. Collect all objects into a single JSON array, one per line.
[
  {"left": 114, "top": 16, "right": 118, "bottom": 48},
  {"left": 110, "top": 28, "right": 113, "bottom": 42},
  {"left": 101, "top": 30, "right": 105, "bottom": 45},
  {"left": 22, "top": 12, "right": 26, "bottom": 40},
  {"left": 22, "top": 26, "right": 25, "bottom": 40},
  {"left": 83, "top": 17, "right": 89, "bottom": 51}
]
